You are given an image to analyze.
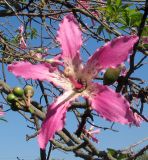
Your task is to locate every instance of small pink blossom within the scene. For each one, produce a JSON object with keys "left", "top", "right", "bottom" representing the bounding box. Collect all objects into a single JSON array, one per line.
[
  {"left": 19, "top": 25, "right": 24, "bottom": 34},
  {"left": 120, "top": 63, "right": 128, "bottom": 76},
  {"left": 18, "top": 25, "right": 27, "bottom": 49},
  {"left": 20, "top": 37, "right": 27, "bottom": 49},
  {"left": 8, "top": 14, "right": 141, "bottom": 149},
  {"left": 83, "top": 125, "right": 100, "bottom": 143},
  {"left": 0, "top": 111, "right": 4, "bottom": 116},
  {"left": 0, "top": 107, "right": 4, "bottom": 116}
]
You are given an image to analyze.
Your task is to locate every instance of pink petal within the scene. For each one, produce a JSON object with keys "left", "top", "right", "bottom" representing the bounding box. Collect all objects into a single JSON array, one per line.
[
  {"left": 46, "top": 54, "right": 63, "bottom": 66},
  {"left": 91, "top": 136, "right": 99, "bottom": 143},
  {"left": 8, "top": 61, "right": 71, "bottom": 90},
  {"left": 19, "top": 25, "right": 24, "bottom": 34},
  {"left": 20, "top": 37, "right": 27, "bottom": 49},
  {"left": 85, "top": 36, "right": 139, "bottom": 78},
  {"left": 83, "top": 127, "right": 100, "bottom": 143},
  {"left": 77, "top": 0, "right": 90, "bottom": 9},
  {"left": 57, "top": 14, "right": 82, "bottom": 70},
  {"left": 87, "top": 83, "right": 141, "bottom": 126},
  {"left": 38, "top": 90, "right": 78, "bottom": 149},
  {"left": 89, "top": 129, "right": 100, "bottom": 135},
  {"left": 0, "top": 111, "right": 4, "bottom": 116}
]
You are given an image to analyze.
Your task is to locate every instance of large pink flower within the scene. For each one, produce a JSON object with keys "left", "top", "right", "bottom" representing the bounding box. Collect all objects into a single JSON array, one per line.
[{"left": 8, "top": 14, "right": 141, "bottom": 149}]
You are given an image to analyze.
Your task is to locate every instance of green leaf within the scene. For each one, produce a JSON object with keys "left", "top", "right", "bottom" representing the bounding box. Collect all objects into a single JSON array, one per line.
[
  {"left": 117, "top": 153, "right": 128, "bottom": 159},
  {"left": 107, "top": 0, "right": 111, "bottom": 5},
  {"left": 30, "top": 28, "right": 37, "bottom": 39},
  {"left": 123, "top": 8, "right": 142, "bottom": 27},
  {"left": 116, "top": 0, "right": 122, "bottom": 7},
  {"left": 97, "top": 25, "right": 104, "bottom": 35},
  {"left": 142, "top": 26, "right": 148, "bottom": 36},
  {"left": 118, "top": 25, "right": 128, "bottom": 31},
  {"left": 26, "top": 27, "right": 38, "bottom": 39},
  {"left": 107, "top": 148, "right": 117, "bottom": 156}
]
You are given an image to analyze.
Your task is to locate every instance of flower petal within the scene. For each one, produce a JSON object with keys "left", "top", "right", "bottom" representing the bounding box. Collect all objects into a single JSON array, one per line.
[
  {"left": 57, "top": 14, "right": 82, "bottom": 72},
  {"left": 8, "top": 61, "right": 71, "bottom": 90},
  {"left": 38, "top": 90, "right": 78, "bottom": 149},
  {"left": 85, "top": 36, "right": 139, "bottom": 79},
  {"left": 87, "top": 83, "right": 141, "bottom": 126},
  {"left": 19, "top": 25, "right": 24, "bottom": 34},
  {"left": 0, "top": 111, "right": 4, "bottom": 116}
]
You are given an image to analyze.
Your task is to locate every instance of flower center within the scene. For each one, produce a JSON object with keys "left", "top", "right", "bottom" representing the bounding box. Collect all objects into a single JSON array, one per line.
[
  {"left": 73, "top": 79, "right": 87, "bottom": 93},
  {"left": 63, "top": 67, "right": 87, "bottom": 92}
]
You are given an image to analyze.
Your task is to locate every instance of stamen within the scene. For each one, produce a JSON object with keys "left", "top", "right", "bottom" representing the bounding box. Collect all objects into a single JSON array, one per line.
[{"left": 73, "top": 79, "right": 87, "bottom": 93}]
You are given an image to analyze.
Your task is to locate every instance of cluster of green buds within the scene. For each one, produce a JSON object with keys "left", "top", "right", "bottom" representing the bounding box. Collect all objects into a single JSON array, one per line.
[{"left": 7, "top": 85, "right": 34, "bottom": 111}]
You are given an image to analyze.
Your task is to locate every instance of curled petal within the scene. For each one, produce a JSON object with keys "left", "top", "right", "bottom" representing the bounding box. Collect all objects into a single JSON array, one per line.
[
  {"left": 87, "top": 83, "right": 141, "bottom": 126},
  {"left": 38, "top": 90, "right": 78, "bottom": 149},
  {"left": 8, "top": 61, "right": 71, "bottom": 90},
  {"left": 57, "top": 14, "right": 82, "bottom": 74},
  {"left": 85, "top": 36, "right": 139, "bottom": 79}
]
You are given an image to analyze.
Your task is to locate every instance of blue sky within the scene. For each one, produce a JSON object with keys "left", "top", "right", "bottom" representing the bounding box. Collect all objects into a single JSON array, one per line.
[{"left": 0, "top": 13, "right": 148, "bottom": 160}]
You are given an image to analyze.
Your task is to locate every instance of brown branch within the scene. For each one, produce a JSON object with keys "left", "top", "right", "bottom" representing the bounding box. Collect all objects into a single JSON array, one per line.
[{"left": 127, "top": 145, "right": 148, "bottom": 160}]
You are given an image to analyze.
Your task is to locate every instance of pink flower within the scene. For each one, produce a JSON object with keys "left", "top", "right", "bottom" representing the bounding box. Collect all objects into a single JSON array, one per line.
[
  {"left": 20, "top": 37, "right": 27, "bottom": 49},
  {"left": 83, "top": 126, "right": 100, "bottom": 143},
  {"left": 8, "top": 14, "right": 141, "bottom": 149},
  {"left": 19, "top": 25, "right": 24, "bottom": 34},
  {"left": 18, "top": 25, "right": 27, "bottom": 49},
  {"left": 0, "top": 108, "right": 4, "bottom": 116},
  {"left": 0, "top": 111, "right": 4, "bottom": 116}
]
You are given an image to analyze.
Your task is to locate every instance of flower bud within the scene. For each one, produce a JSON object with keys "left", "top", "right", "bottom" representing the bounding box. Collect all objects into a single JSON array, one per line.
[
  {"left": 13, "top": 87, "right": 24, "bottom": 97},
  {"left": 7, "top": 93, "right": 17, "bottom": 103},
  {"left": 24, "top": 85, "right": 34, "bottom": 97},
  {"left": 103, "top": 68, "right": 121, "bottom": 85}
]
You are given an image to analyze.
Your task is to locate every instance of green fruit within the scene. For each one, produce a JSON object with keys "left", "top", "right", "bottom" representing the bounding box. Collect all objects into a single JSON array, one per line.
[
  {"left": 103, "top": 68, "right": 121, "bottom": 85},
  {"left": 7, "top": 93, "right": 17, "bottom": 103},
  {"left": 36, "top": 48, "right": 43, "bottom": 53},
  {"left": 13, "top": 87, "right": 24, "bottom": 97},
  {"left": 24, "top": 85, "right": 34, "bottom": 97}
]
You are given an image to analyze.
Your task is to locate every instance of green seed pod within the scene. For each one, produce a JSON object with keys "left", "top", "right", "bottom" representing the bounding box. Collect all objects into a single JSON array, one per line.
[
  {"left": 24, "top": 85, "right": 34, "bottom": 97},
  {"left": 103, "top": 68, "right": 121, "bottom": 85},
  {"left": 13, "top": 87, "right": 24, "bottom": 97},
  {"left": 7, "top": 93, "right": 17, "bottom": 103},
  {"left": 36, "top": 48, "right": 43, "bottom": 53}
]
